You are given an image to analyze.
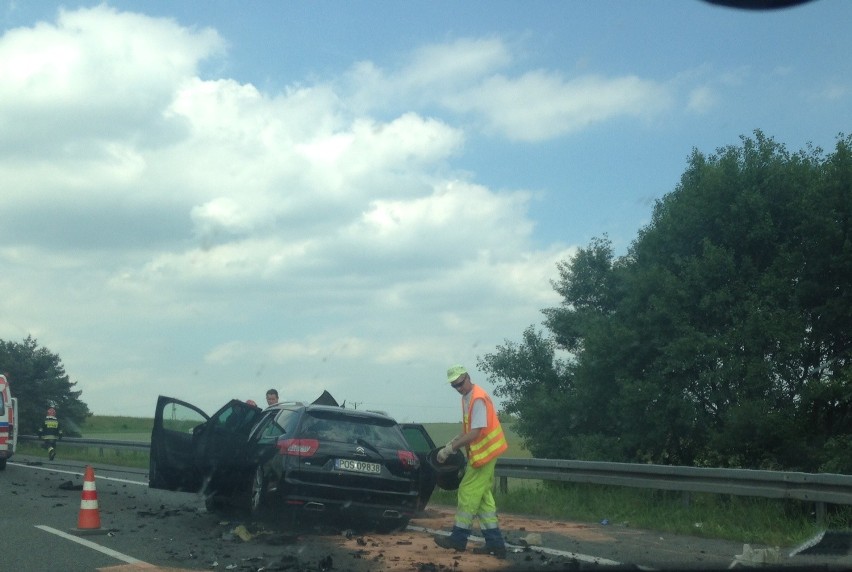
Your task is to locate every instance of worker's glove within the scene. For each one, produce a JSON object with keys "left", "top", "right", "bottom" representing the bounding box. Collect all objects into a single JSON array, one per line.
[{"left": 437, "top": 441, "right": 455, "bottom": 464}]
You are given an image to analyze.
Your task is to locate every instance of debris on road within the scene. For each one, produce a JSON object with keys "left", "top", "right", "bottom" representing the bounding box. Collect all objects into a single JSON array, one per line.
[
  {"left": 733, "top": 543, "right": 782, "bottom": 566},
  {"left": 58, "top": 480, "right": 82, "bottom": 491},
  {"left": 232, "top": 524, "right": 253, "bottom": 542},
  {"left": 520, "top": 532, "right": 543, "bottom": 546}
]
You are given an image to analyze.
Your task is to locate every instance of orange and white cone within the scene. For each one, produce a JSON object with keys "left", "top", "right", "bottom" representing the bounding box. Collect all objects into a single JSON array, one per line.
[{"left": 72, "top": 465, "right": 105, "bottom": 535}]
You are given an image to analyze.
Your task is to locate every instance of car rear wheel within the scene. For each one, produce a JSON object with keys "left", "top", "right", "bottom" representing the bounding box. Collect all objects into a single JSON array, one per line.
[
  {"left": 204, "top": 493, "right": 225, "bottom": 512},
  {"left": 248, "top": 466, "right": 267, "bottom": 516},
  {"left": 376, "top": 516, "right": 411, "bottom": 533},
  {"left": 147, "top": 455, "right": 159, "bottom": 487}
]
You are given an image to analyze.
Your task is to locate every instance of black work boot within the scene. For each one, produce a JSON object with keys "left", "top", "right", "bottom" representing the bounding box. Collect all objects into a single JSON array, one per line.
[
  {"left": 434, "top": 535, "right": 466, "bottom": 551},
  {"left": 472, "top": 544, "right": 507, "bottom": 559}
]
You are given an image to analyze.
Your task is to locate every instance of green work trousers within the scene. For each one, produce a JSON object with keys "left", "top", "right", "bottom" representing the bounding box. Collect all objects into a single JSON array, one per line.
[{"left": 449, "top": 456, "right": 505, "bottom": 548}]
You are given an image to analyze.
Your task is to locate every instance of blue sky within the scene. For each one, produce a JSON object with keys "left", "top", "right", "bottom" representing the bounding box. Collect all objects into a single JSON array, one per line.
[{"left": 1, "top": 1, "right": 849, "bottom": 422}]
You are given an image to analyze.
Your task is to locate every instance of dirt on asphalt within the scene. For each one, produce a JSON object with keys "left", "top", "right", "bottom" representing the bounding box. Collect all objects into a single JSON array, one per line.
[
  {"left": 106, "top": 504, "right": 605, "bottom": 572},
  {"left": 321, "top": 507, "right": 595, "bottom": 571},
  {"left": 117, "top": 502, "right": 818, "bottom": 572}
]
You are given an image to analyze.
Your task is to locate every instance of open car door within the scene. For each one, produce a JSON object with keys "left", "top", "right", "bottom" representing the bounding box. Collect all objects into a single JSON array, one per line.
[
  {"left": 400, "top": 423, "right": 438, "bottom": 510},
  {"left": 191, "top": 399, "right": 263, "bottom": 493},
  {"left": 150, "top": 396, "right": 263, "bottom": 494},
  {"left": 149, "top": 395, "right": 209, "bottom": 492}
]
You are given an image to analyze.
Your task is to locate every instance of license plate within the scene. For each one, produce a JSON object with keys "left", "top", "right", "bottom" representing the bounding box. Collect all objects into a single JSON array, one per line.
[{"left": 335, "top": 458, "right": 381, "bottom": 474}]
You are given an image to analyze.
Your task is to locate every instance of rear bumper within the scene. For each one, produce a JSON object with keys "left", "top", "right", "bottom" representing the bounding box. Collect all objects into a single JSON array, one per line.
[
  {"left": 282, "top": 495, "right": 415, "bottom": 520},
  {"left": 273, "top": 478, "right": 418, "bottom": 519}
]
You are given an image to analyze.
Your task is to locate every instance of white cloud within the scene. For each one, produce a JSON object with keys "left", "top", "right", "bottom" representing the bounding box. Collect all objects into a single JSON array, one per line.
[
  {"left": 445, "top": 72, "right": 672, "bottom": 141},
  {"left": 0, "top": 7, "right": 595, "bottom": 419},
  {"left": 345, "top": 36, "right": 673, "bottom": 142},
  {"left": 815, "top": 81, "right": 850, "bottom": 102},
  {"left": 345, "top": 37, "right": 511, "bottom": 111},
  {"left": 687, "top": 86, "right": 718, "bottom": 113},
  {"left": 0, "top": 5, "right": 223, "bottom": 153},
  {"left": 401, "top": 37, "right": 512, "bottom": 89}
]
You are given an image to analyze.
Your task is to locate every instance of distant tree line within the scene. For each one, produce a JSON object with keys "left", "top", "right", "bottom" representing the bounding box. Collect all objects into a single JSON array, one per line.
[
  {"left": 1, "top": 335, "right": 90, "bottom": 435},
  {"left": 481, "top": 131, "right": 852, "bottom": 473}
]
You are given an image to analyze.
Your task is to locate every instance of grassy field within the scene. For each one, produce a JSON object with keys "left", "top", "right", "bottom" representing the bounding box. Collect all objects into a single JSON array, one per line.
[
  {"left": 33, "top": 414, "right": 849, "bottom": 547},
  {"left": 77, "top": 414, "right": 154, "bottom": 442}
]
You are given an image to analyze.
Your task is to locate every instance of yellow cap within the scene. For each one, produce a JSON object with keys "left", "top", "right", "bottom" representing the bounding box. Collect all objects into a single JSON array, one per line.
[{"left": 446, "top": 364, "right": 467, "bottom": 383}]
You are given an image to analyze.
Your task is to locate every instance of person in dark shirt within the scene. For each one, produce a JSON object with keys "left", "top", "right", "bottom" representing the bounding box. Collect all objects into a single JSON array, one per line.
[{"left": 38, "top": 406, "right": 62, "bottom": 460}]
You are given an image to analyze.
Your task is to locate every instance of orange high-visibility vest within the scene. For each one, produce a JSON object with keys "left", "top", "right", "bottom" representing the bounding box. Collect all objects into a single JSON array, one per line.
[{"left": 462, "top": 384, "right": 508, "bottom": 468}]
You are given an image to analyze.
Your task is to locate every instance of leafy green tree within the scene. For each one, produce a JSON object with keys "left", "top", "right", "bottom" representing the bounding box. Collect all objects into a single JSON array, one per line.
[
  {"left": 0, "top": 335, "right": 91, "bottom": 436},
  {"left": 481, "top": 131, "right": 852, "bottom": 470},
  {"left": 481, "top": 326, "right": 574, "bottom": 458}
]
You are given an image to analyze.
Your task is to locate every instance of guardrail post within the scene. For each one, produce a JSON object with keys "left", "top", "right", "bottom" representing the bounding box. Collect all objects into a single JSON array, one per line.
[
  {"left": 499, "top": 476, "right": 508, "bottom": 494},
  {"left": 815, "top": 502, "right": 826, "bottom": 524}
]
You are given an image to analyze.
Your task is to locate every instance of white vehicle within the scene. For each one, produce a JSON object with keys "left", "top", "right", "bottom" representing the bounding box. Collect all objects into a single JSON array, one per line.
[{"left": 0, "top": 374, "right": 18, "bottom": 470}]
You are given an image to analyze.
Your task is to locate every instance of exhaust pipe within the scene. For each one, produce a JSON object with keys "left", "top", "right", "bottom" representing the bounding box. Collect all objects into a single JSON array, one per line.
[
  {"left": 383, "top": 510, "right": 402, "bottom": 519},
  {"left": 304, "top": 502, "right": 326, "bottom": 512}
]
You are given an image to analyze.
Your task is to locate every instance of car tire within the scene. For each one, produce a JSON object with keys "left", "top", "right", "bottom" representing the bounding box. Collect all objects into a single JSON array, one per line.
[
  {"left": 204, "top": 493, "right": 225, "bottom": 512},
  {"left": 148, "top": 455, "right": 159, "bottom": 487},
  {"left": 248, "top": 466, "right": 267, "bottom": 517},
  {"left": 0, "top": 458, "right": 6, "bottom": 471},
  {"left": 376, "top": 516, "right": 410, "bottom": 533}
]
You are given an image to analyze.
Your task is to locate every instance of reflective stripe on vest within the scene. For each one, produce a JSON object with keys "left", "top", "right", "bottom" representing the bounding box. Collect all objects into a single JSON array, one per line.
[{"left": 462, "top": 384, "right": 508, "bottom": 468}]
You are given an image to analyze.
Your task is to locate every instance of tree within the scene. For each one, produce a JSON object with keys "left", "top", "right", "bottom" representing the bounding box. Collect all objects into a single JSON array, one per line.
[
  {"left": 0, "top": 335, "right": 91, "bottom": 435},
  {"left": 480, "top": 326, "right": 575, "bottom": 458},
  {"left": 481, "top": 131, "right": 852, "bottom": 470}
]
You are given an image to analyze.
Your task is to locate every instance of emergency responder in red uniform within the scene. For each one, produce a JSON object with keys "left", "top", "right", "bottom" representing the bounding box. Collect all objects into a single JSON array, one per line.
[
  {"left": 38, "top": 406, "right": 62, "bottom": 460},
  {"left": 434, "top": 365, "right": 509, "bottom": 559}
]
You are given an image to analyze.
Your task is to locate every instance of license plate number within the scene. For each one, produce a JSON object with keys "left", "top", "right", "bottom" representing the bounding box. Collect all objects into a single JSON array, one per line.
[{"left": 335, "top": 458, "right": 381, "bottom": 474}]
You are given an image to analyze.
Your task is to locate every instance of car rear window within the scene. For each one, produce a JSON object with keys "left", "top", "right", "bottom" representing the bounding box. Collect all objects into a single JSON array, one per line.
[{"left": 300, "top": 411, "right": 409, "bottom": 449}]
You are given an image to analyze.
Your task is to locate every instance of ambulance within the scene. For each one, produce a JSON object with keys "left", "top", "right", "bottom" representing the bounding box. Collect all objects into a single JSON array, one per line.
[{"left": 0, "top": 374, "right": 18, "bottom": 470}]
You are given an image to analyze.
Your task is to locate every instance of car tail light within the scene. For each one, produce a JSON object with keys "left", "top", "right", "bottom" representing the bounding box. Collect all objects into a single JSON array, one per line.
[
  {"left": 397, "top": 449, "right": 419, "bottom": 469},
  {"left": 277, "top": 437, "right": 319, "bottom": 457}
]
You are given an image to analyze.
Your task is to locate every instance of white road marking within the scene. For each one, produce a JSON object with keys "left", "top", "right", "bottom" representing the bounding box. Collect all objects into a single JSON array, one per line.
[
  {"left": 11, "top": 462, "right": 146, "bottom": 485},
  {"left": 410, "top": 524, "right": 627, "bottom": 566},
  {"left": 35, "top": 525, "right": 155, "bottom": 567}
]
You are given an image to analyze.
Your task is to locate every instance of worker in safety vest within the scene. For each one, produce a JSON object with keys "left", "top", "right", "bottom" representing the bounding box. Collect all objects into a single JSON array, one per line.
[
  {"left": 434, "top": 365, "right": 508, "bottom": 559},
  {"left": 38, "top": 407, "right": 62, "bottom": 460}
]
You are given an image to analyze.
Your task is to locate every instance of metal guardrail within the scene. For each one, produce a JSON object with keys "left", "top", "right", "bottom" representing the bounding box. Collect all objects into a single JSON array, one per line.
[
  {"left": 20, "top": 435, "right": 852, "bottom": 516},
  {"left": 494, "top": 458, "right": 852, "bottom": 508},
  {"left": 19, "top": 435, "right": 150, "bottom": 453}
]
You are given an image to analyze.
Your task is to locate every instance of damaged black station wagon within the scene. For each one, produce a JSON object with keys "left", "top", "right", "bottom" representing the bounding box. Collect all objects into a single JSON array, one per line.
[{"left": 149, "top": 392, "right": 439, "bottom": 532}]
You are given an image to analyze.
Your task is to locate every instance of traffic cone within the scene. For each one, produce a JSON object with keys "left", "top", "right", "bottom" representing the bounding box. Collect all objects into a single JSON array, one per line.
[{"left": 71, "top": 465, "right": 106, "bottom": 535}]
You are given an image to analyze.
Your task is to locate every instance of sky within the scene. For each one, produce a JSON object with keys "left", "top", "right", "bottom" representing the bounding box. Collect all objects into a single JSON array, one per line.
[{"left": 1, "top": 1, "right": 849, "bottom": 423}]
